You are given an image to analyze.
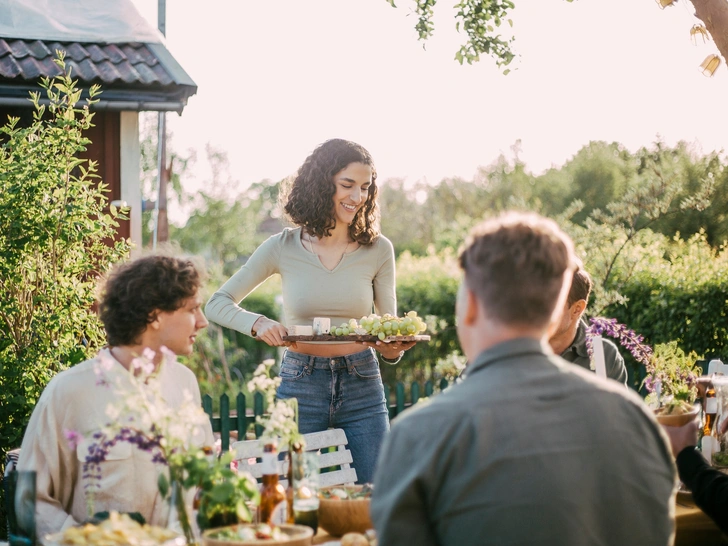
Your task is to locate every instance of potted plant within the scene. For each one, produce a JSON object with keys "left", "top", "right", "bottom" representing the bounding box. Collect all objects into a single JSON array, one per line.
[
  {"left": 182, "top": 451, "right": 260, "bottom": 531},
  {"left": 642, "top": 341, "right": 702, "bottom": 405}
]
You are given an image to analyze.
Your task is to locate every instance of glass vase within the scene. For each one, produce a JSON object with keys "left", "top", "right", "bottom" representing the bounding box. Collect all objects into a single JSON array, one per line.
[{"left": 167, "top": 479, "right": 196, "bottom": 545}]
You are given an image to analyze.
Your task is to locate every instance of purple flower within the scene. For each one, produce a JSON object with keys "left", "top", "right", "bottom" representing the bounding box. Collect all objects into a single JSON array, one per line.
[
  {"left": 586, "top": 317, "right": 653, "bottom": 366},
  {"left": 64, "top": 429, "right": 84, "bottom": 450}
]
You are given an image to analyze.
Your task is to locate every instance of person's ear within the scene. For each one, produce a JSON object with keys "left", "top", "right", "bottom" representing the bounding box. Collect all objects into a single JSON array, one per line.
[
  {"left": 464, "top": 287, "right": 480, "bottom": 326},
  {"left": 572, "top": 299, "right": 587, "bottom": 318},
  {"left": 148, "top": 310, "right": 161, "bottom": 330}
]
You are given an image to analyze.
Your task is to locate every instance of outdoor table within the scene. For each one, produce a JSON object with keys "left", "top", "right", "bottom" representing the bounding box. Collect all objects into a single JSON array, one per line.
[
  {"left": 309, "top": 493, "right": 728, "bottom": 546},
  {"left": 675, "top": 491, "right": 728, "bottom": 546},
  {"left": 312, "top": 530, "right": 338, "bottom": 544}
]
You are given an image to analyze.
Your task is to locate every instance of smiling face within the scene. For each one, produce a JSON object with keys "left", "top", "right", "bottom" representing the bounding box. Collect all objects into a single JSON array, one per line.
[
  {"left": 331, "top": 162, "right": 373, "bottom": 227},
  {"left": 154, "top": 291, "right": 208, "bottom": 356}
]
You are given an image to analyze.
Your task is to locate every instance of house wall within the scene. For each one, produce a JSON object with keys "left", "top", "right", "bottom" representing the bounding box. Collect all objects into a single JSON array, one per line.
[
  {"left": 0, "top": 105, "right": 142, "bottom": 250},
  {"left": 82, "top": 110, "right": 128, "bottom": 241},
  {"left": 120, "top": 111, "right": 142, "bottom": 255}
]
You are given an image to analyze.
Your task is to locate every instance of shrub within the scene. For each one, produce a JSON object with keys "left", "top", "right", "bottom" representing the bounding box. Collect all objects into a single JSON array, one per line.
[{"left": 0, "top": 56, "right": 129, "bottom": 538}]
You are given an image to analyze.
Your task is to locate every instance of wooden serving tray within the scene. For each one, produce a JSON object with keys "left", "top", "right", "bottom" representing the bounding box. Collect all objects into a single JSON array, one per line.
[{"left": 282, "top": 334, "right": 431, "bottom": 343}]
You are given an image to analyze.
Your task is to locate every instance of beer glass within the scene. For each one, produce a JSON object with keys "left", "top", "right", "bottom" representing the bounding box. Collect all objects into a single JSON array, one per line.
[
  {"left": 7, "top": 470, "right": 37, "bottom": 546},
  {"left": 290, "top": 452, "right": 319, "bottom": 533}
]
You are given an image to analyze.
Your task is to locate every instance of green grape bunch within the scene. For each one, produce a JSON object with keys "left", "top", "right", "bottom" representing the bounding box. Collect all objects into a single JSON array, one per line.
[{"left": 331, "top": 311, "right": 427, "bottom": 340}]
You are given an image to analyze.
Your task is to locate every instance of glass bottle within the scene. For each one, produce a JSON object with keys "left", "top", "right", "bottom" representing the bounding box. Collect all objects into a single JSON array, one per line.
[
  {"left": 704, "top": 385, "right": 718, "bottom": 437},
  {"left": 285, "top": 441, "right": 303, "bottom": 525},
  {"left": 258, "top": 442, "right": 286, "bottom": 525}
]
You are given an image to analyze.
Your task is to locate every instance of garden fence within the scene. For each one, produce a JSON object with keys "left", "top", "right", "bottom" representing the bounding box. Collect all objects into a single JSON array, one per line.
[{"left": 203, "top": 379, "right": 450, "bottom": 451}]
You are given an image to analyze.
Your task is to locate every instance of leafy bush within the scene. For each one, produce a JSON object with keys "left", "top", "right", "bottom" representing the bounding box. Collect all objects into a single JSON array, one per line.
[
  {"left": 185, "top": 275, "right": 283, "bottom": 406},
  {"left": 0, "top": 57, "right": 129, "bottom": 538},
  {"left": 389, "top": 248, "right": 462, "bottom": 385},
  {"left": 603, "top": 231, "right": 728, "bottom": 389}
]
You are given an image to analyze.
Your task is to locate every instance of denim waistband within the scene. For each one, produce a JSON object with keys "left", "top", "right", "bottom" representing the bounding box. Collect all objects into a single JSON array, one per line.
[{"left": 283, "top": 348, "right": 375, "bottom": 370}]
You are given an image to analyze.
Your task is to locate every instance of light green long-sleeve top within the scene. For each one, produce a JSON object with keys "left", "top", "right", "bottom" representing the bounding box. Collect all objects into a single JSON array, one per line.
[{"left": 205, "top": 227, "right": 397, "bottom": 336}]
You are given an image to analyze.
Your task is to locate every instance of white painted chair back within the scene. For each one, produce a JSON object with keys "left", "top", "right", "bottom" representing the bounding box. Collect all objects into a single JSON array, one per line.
[{"left": 232, "top": 428, "right": 357, "bottom": 488}]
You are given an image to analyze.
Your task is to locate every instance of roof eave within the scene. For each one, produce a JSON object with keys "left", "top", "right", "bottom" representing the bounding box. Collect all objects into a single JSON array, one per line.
[{"left": 0, "top": 81, "right": 196, "bottom": 113}]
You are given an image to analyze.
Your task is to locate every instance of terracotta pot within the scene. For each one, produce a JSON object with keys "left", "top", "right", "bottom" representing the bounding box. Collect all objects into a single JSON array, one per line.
[{"left": 654, "top": 404, "right": 701, "bottom": 427}]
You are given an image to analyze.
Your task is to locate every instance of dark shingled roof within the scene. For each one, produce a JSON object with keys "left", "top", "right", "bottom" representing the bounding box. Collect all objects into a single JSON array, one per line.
[{"left": 0, "top": 38, "right": 196, "bottom": 112}]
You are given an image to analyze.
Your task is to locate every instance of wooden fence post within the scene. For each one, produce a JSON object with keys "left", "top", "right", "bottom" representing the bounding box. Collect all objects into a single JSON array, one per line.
[
  {"left": 254, "top": 391, "right": 264, "bottom": 438},
  {"left": 236, "top": 393, "right": 246, "bottom": 442},
  {"left": 396, "top": 382, "right": 405, "bottom": 416},
  {"left": 425, "top": 380, "right": 434, "bottom": 397},
  {"left": 220, "top": 394, "right": 230, "bottom": 452},
  {"left": 411, "top": 382, "right": 420, "bottom": 405}
]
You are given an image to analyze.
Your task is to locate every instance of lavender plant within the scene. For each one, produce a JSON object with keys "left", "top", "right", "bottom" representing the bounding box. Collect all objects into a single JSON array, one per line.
[
  {"left": 585, "top": 317, "right": 653, "bottom": 366},
  {"left": 586, "top": 318, "right": 702, "bottom": 406}
]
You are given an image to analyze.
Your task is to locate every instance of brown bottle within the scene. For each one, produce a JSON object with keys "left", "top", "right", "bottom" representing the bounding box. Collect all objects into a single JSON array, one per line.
[
  {"left": 193, "top": 446, "right": 215, "bottom": 511},
  {"left": 285, "top": 441, "right": 303, "bottom": 525},
  {"left": 704, "top": 386, "right": 718, "bottom": 437},
  {"left": 258, "top": 442, "right": 286, "bottom": 525}
]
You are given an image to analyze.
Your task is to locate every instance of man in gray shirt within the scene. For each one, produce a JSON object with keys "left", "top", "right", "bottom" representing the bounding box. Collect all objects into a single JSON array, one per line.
[
  {"left": 549, "top": 267, "right": 628, "bottom": 384},
  {"left": 371, "top": 211, "right": 676, "bottom": 546}
]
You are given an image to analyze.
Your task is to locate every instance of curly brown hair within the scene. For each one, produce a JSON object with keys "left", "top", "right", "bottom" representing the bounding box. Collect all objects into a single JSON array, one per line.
[
  {"left": 282, "top": 138, "right": 380, "bottom": 245},
  {"left": 98, "top": 255, "right": 202, "bottom": 346}
]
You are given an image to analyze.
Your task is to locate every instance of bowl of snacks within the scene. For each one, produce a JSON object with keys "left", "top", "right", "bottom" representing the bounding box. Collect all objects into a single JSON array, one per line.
[
  {"left": 653, "top": 399, "right": 701, "bottom": 427},
  {"left": 44, "top": 511, "right": 184, "bottom": 546},
  {"left": 317, "top": 485, "right": 373, "bottom": 537},
  {"left": 201, "top": 523, "right": 313, "bottom": 546}
]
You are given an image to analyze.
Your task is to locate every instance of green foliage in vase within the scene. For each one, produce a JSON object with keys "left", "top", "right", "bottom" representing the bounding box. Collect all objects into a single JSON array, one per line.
[
  {"left": 177, "top": 450, "right": 259, "bottom": 531},
  {"left": 0, "top": 53, "right": 129, "bottom": 538}
]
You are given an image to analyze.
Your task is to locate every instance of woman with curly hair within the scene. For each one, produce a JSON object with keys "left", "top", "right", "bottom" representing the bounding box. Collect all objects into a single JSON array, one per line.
[{"left": 205, "top": 138, "right": 413, "bottom": 483}]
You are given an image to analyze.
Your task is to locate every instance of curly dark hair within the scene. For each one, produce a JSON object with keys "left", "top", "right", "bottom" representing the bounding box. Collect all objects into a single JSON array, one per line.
[
  {"left": 282, "top": 138, "right": 380, "bottom": 245},
  {"left": 98, "top": 255, "right": 202, "bottom": 346}
]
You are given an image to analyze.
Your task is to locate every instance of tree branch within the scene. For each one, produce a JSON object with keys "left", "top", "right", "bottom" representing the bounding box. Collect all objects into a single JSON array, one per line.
[{"left": 691, "top": 0, "right": 728, "bottom": 66}]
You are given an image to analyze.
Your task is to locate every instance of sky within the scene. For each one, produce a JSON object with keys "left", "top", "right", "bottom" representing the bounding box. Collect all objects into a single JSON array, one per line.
[{"left": 129, "top": 0, "right": 728, "bottom": 223}]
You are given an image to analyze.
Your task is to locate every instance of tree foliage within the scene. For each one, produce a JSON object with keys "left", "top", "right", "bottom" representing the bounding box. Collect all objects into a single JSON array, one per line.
[
  {"left": 389, "top": 0, "right": 728, "bottom": 78},
  {"left": 386, "top": 0, "right": 567, "bottom": 68},
  {"left": 0, "top": 55, "right": 129, "bottom": 536}
]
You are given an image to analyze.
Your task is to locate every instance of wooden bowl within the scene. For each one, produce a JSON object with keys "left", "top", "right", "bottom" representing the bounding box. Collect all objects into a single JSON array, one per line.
[
  {"left": 654, "top": 404, "right": 701, "bottom": 427},
  {"left": 317, "top": 486, "right": 373, "bottom": 537},
  {"left": 201, "top": 524, "right": 313, "bottom": 546}
]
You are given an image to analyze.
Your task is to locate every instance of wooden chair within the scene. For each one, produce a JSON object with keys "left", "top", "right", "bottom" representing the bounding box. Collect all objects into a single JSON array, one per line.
[{"left": 232, "top": 428, "right": 357, "bottom": 488}]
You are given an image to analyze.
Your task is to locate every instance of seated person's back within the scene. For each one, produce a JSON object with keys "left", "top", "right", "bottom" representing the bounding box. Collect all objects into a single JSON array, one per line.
[{"left": 371, "top": 212, "right": 676, "bottom": 546}]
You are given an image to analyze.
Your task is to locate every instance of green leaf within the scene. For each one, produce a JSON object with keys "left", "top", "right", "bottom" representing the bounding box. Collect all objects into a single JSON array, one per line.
[
  {"left": 209, "top": 482, "right": 235, "bottom": 504},
  {"left": 158, "top": 472, "right": 169, "bottom": 499}
]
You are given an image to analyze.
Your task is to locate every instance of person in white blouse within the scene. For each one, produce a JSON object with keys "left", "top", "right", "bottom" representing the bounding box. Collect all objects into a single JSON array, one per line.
[{"left": 18, "top": 255, "right": 214, "bottom": 537}]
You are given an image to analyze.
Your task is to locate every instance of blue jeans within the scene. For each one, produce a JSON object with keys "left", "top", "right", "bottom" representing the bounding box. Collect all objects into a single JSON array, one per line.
[{"left": 276, "top": 348, "right": 389, "bottom": 484}]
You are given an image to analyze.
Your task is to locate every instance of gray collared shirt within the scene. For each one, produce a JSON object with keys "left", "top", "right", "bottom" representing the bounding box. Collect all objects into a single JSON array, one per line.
[
  {"left": 372, "top": 337, "right": 676, "bottom": 546},
  {"left": 560, "top": 319, "right": 628, "bottom": 385}
]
